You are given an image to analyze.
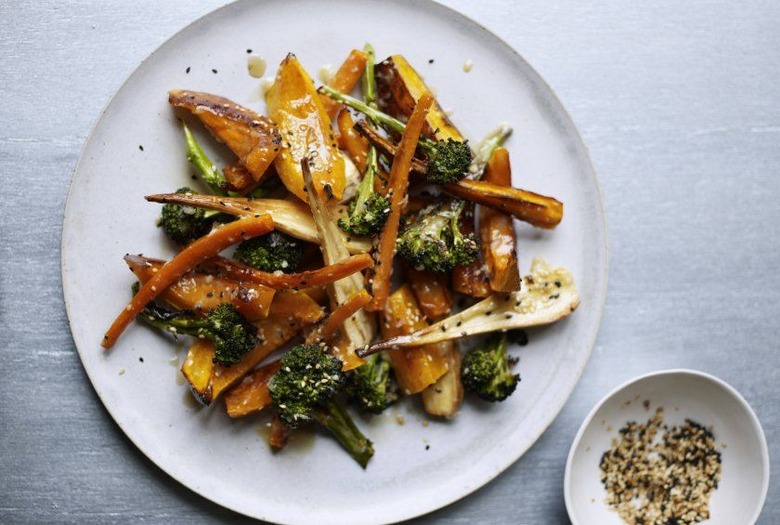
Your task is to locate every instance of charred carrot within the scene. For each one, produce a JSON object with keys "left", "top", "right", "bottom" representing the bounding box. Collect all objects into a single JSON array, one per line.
[
  {"left": 102, "top": 215, "right": 274, "bottom": 349},
  {"left": 321, "top": 49, "right": 368, "bottom": 119},
  {"left": 480, "top": 148, "right": 521, "bottom": 291},
  {"left": 305, "top": 289, "right": 372, "bottom": 346},
  {"left": 207, "top": 253, "right": 372, "bottom": 290},
  {"left": 336, "top": 108, "right": 369, "bottom": 170},
  {"left": 367, "top": 92, "right": 433, "bottom": 311}
]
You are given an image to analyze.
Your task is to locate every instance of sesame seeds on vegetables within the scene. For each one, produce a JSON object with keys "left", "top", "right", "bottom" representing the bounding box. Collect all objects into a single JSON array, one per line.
[{"left": 599, "top": 407, "right": 722, "bottom": 525}]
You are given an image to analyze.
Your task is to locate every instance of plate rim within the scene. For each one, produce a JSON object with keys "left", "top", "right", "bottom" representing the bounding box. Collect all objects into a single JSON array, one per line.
[{"left": 61, "top": 0, "right": 609, "bottom": 522}]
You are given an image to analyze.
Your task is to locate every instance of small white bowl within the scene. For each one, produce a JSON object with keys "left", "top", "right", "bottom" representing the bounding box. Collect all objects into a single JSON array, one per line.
[{"left": 565, "top": 369, "right": 769, "bottom": 525}]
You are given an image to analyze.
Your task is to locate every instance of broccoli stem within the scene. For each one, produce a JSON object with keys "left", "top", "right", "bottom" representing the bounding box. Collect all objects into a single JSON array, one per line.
[
  {"left": 313, "top": 401, "right": 375, "bottom": 469},
  {"left": 183, "top": 123, "right": 229, "bottom": 196},
  {"left": 359, "top": 42, "right": 380, "bottom": 195},
  {"left": 361, "top": 43, "right": 377, "bottom": 111},
  {"left": 354, "top": 147, "right": 378, "bottom": 208},
  {"left": 136, "top": 304, "right": 210, "bottom": 338},
  {"left": 319, "top": 84, "right": 437, "bottom": 152}
]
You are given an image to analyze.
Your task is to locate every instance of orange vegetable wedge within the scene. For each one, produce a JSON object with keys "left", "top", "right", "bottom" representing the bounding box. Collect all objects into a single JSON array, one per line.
[
  {"left": 380, "top": 285, "right": 449, "bottom": 394},
  {"left": 267, "top": 289, "right": 325, "bottom": 325},
  {"left": 480, "top": 148, "right": 521, "bottom": 292},
  {"left": 403, "top": 265, "right": 453, "bottom": 320},
  {"left": 368, "top": 92, "right": 433, "bottom": 311},
  {"left": 181, "top": 339, "right": 216, "bottom": 403},
  {"left": 169, "top": 90, "right": 281, "bottom": 181},
  {"left": 224, "top": 360, "right": 280, "bottom": 418},
  {"left": 124, "top": 255, "right": 274, "bottom": 321},
  {"left": 336, "top": 108, "right": 369, "bottom": 170},
  {"left": 102, "top": 215, "right": 274, "bottom": 349},
  {"left": 266, "top": 54, "right": 346, "bottom": 202},
  {"left": 375, "top": 55, "right": 463, "bottom": 141},
  {"left": 321, "top": 49, "right": 368, "bottom": 119}
]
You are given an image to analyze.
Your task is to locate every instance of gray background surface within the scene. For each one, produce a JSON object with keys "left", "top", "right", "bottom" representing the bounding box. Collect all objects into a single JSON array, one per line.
[{"left": 1, "top": 1, "right": 777, "bottom": 523}]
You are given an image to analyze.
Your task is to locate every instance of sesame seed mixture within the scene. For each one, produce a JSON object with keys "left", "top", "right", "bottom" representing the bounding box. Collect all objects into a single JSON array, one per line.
[{"left": 599, "top": 407, "right": 722, "bottom": 524}]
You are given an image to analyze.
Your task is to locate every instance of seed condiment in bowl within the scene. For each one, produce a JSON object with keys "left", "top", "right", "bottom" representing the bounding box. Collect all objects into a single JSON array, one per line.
[{"left": 565, "top": 369, "right": 769, "bottom": 525}]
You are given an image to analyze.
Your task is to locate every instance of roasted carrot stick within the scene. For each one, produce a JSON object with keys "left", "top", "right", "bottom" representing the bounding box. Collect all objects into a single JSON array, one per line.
[
  {"left": 336, "top": 108, "right": 369, "bottom": 170},
  {"left": 444, "top": 179, "right": 563, "bottom": 229},
  {"left": 125, "top": 255, "right": 275, "bottom": 321},
  {"left": 367, "top": 92, "right": 433, "bottom": 311},
  {"left": 321, "top": 49, "right": 368, "bottom": 119},
  {"left": 102, "top": 216, "right": 274, "bottom": 349},
  {"left": 480, "top": 148, "right": 521, "bottom": 292},
  {"left": 207, "top": 253, "right": 372, "bottom": 290},
  {"left": 354, "top": 120, "right": 563, "bottom": 228},
  {"left": 304, "top": 289, "right": 372, "bottom": 346}
]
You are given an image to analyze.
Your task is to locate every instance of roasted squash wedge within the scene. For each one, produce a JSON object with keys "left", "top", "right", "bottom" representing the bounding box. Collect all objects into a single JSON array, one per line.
[
  {"left": 381, "top": 285, "right": 449, "bottom": 394},
  {"left": 169, "top": 90, "right": 281, "bottom": 181},
  {"left": 375, "top": 55, "right": 463, "bottom": 141},
  {"left": 266, "top": 54, "right": 346, "bottom": 202}
]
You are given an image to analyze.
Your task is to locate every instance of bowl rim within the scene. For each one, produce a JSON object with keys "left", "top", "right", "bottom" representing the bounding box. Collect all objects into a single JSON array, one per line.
[{"left": 563, "top": 368, "right": 770, "bottom": 525}]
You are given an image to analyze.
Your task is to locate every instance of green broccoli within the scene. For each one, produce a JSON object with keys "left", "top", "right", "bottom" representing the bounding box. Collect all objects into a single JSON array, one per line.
[
  {"left": 160, "top": 187, "right": 217, "bottom": 245},
  {"left": 183, "top": 123, "right": 229, "bottom": 195},
  {"left": 233, "top": 231, "right": 304, "bottom": 273},
  {"left": 397, "top": 199, "right": 479, "bottom": 273},
  {"left": 345, "top": 354, "right": 398, "bottom": 414},
  {"left": 461, "top": 334, "right": 519, "bottom": 402},
  {"left": 318, "top": 85, "right": 472, "bottom": 184},
  {"left": 269, "top": 344, "right": 374, "bottom": 468},
  {"left": 136, "top": 298, "right": 258, "bottom": 366}
]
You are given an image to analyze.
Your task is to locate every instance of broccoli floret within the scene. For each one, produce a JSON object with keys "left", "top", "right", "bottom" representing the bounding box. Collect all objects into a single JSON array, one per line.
[
  {"left": 269, "top": 344, "right": 374, "bottom": 467},
  {"left": 318, "top": 85, "right": 472, "bottom": 184},
  {"left": 160, "top": 187, "right": 215, "bottom": 245},
  {"left": 338, "top": 148, "right": 390, "bottom": 237},
  {"left": 137, "top": 299, "right": 257, "bottom": 366},
  {"left": 397, "top": 199, "right": 479, "bottom": 273},
  {"left": 345, "top": 354, "right": 398, "bottom": 414},
  {"left": 423, "top": 138, "right": 472, "bottom": 185},
  {"left": 461, "top": 334, "right": 519, "bottom": 402},
  {"left": 233, "top": 231, "right": 304, "bottom": 273}
]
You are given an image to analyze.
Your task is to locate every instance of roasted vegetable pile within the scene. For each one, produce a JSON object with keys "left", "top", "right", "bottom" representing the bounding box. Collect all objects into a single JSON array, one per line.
[{"left": 102, "top": 44, "right": 579, "bottom": 468}]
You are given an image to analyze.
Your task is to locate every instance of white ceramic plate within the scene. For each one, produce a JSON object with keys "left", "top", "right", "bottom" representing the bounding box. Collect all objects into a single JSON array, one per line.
[
  {"left": 565, "top": 370, "right": 770, "bottom": 525},
  {"left": 62, "top": 1, "right": 607, "bottom": 523}
]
